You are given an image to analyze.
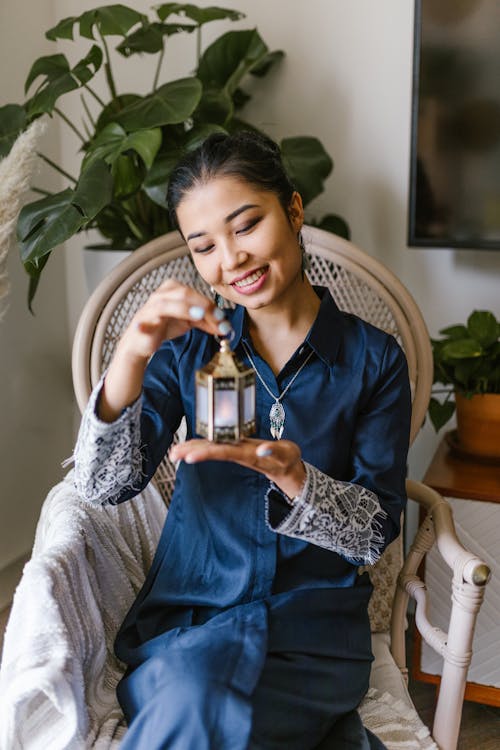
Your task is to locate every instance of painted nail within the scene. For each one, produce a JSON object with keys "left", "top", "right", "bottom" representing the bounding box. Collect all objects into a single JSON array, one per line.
[
  {"left": 257, "top": 447, "right": 273, "bottom": 457},
  {"left": 213, "top": 308, "right": 226, "bottom": 321},
  {"left": 218, "top": 320, "right": 232, "bottom": 336},
  {"left": 189, "top": 305, "right": 205, "bottom": 321}
]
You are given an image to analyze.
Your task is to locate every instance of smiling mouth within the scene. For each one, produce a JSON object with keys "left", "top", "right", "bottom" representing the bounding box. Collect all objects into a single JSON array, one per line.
[{"left": 231, "top": 265, "right": 269, "bottom": 288}]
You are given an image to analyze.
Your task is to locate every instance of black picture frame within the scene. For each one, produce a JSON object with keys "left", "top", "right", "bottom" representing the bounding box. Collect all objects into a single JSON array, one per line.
[{"left": 407, "top": 0, "right": 500, "bottom": 250}]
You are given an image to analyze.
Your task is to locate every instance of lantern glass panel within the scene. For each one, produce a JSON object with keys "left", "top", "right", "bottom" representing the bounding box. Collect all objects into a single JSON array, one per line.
[
  {"left": 243, "top": 383, "right": 255, "bottom": 422},
  {"left": 214, "top": 388, "right": 238, "bottom": 427},
  {"left": 196, "top": 382, "right": 208, "bottom": 423}
]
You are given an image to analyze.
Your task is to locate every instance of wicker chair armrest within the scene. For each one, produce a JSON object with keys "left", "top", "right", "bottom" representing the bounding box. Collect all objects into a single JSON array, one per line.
[{"left": 389, "top": 479, "right": 490, "bottom": 750}]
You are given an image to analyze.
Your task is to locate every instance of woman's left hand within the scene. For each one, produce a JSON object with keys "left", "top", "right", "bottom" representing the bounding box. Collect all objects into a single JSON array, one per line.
[{"left": 168, "top": 438, "right": 306, "bottom": 501}]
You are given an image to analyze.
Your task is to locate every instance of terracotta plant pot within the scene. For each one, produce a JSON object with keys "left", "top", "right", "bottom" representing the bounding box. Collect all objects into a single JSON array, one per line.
[{"left": 455, "top": 391, "right": 500, "bottom": 459}]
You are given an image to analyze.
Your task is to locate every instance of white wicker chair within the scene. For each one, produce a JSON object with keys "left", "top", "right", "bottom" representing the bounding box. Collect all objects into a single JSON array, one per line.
[{"left": 0, "top": 226, "right": 490, "bottom": 750}]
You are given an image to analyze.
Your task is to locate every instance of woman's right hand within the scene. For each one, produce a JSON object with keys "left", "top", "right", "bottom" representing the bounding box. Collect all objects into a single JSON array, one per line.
[
  {"left": 98, "top": 280, "right": 230, "bottom": 422},
  {"left": 117, "top": 279, "right": 228, "bottom": 362}
]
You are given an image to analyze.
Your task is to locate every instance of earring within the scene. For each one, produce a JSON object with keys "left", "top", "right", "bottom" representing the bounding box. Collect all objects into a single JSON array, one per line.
[
  {"left": 210, "top": 286, "right": 226, "bottom": 309},
  {"left": 298, "top": 231, "right": 309, "bottom": 280}
]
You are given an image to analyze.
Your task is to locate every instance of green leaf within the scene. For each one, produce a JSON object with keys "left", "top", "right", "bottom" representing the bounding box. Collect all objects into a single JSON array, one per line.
[
  {"left": 18, "top": 188, "right": 86, "bottom": 266},
  {"left": 313, "top": 213, "right": 350, "bottom": 240},
  {"left": 46, "top": 16, "right": 78, "bottom": 41},
  {"left": 454, "top": 358, "right": 481, "bottom": 387},
  {"left": 17, "top": 160, "right": 113, "bottom": 269},
  {"left": 117, "top": 77, "right": 202, "bottom": 130},
  {"left": 428, "top": 397, "right": 455, "bottom": 432},
  {"left": 74, "top": 158, "right": 114, "bottom": 216},
  {"left": 441, "top": 338, "right": 483, "bottom": 360},
  {"left": 95, "top": 94, "right": 141, "bottom": 131},
  {"left": 249, "top": 50, "right": 284, "bottom": 77},
  {"left": 438, "top": 324, "right": 469, "bottom": 340},
  {"left": 84, "top": 122, "right": 162, "bottom": 170},
  {"left": 26, "top": 251, "right": 51, "bottom": 313},
  {"left": 116, "top": 21, "right": 196, "bottom": 57},
  {"left": 280, "top": 136, "right": 333, "bottom": 205},
  {"left": 185, "top": 123, "right": 227, "bottom": 150},
  {"left": 25, "top": 47, "right": 103, "bottom": 116},
  {"left": 111, "top": 154, "right": 142, "bottom": 198},
  {"left": 197, "top": 29, "right": 270, "bottom": 95},
  {"left": 232, "top": 87, "right": 251, "bottom": 110},
  {"left": 142, "top": 152, "right": 180, "bottom": 208},
  {"left": 78, "top": 6, "right": 145, "bottom": 39},
  {"left": 156, "top": 4, "right": 244, "bottom": 26},
  {"left": 194, "top": 88, "right": 233, "bottom": 125},
  {"left": 0, "top": 104, "right": 27, "bottom": 158},
  {"left": 467, "top": 310, "right": 499, "bottom": 349}
]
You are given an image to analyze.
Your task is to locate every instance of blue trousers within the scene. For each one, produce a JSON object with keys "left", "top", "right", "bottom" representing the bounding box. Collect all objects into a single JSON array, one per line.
[{"left": 116, "top": 603, "right": 385, "bottom": 750}]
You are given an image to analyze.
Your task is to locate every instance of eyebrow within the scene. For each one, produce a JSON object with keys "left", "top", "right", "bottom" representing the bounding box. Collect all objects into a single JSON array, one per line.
[{"left": 186, "top": 203, "right": 259, "bottom": 241}]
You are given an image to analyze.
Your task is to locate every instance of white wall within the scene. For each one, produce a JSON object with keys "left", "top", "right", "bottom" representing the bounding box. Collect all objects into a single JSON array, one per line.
[
  {"left": 2, "top": 0, "right": 499, "bottom": 585},
  {"left": 0, "top": 0, "right": 74, "bottom": 601}
]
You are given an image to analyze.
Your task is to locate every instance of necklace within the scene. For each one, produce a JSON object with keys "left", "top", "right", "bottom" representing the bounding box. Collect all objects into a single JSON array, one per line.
[{"left": 240, "top": 340, "right": 314, "bottom": 439}]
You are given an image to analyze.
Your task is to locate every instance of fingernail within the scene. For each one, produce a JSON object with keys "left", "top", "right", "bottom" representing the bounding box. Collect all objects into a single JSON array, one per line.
[
  {"left": 189, "top": 305, "right": 205, "bottom": 321},
  {"left": 213, "top": 308, "right": 226, "bottom": 321},
  {"left": 257, "top": 447, "right": 273, "bottom": 457},
  {"left": 218, "top": 320, "right": 232, "bottom": 336}
]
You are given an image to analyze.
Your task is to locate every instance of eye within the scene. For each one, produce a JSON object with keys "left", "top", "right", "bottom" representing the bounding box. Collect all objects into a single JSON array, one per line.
[
  {"left": 236, "top": 217, "right": 261, "bottom": 235},
  {"left": 193, "top": 243, "right": 215, "bottom": 254}
]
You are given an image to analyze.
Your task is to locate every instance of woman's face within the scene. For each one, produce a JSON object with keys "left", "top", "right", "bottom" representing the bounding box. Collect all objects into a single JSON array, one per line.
[{"left": 175, "top": 175, "right": 304, "bottom": 311}]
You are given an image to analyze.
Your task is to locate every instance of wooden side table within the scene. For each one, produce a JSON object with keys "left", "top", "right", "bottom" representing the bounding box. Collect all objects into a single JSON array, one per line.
[{"left": 412, "top": 435, "right": 500, "bottom": 706}]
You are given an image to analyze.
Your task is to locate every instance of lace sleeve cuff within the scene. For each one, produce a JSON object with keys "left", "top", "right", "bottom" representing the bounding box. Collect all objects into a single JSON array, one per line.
[
  {"left": 265, "top": 461, "right": 387, "bottom": 565},
  {"left": 70, "top": 373, "right": 145, "bottom": 506}
]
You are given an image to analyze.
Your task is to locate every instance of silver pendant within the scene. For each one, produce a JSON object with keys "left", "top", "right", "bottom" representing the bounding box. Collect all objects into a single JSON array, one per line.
[{"left": 269, "top": 401, "right": 285, "bottom": 440}]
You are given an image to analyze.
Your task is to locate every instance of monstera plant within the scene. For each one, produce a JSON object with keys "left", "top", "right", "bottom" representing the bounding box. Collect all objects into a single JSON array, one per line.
[{"left": 0, "top": 3, "right": 348, "bottom": 310}]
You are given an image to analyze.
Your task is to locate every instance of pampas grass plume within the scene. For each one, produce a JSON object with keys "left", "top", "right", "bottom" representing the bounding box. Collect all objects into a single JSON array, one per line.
[{"left": 0, "top": 119, "right": 46, "bottom": 321}]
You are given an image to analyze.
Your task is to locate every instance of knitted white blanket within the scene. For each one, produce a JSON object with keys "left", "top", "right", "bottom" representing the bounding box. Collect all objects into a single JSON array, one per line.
[{"left": 0, "top": 472, "right": 436, "bottom": 750}]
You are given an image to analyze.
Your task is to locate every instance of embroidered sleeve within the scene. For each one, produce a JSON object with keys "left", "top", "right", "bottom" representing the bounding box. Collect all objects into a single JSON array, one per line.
[
  {"left": 71, "top": 373, "right": 145, "bottom": 507},
  {"left": 265, "top": 461, "right": 387, "bottom": 565}
]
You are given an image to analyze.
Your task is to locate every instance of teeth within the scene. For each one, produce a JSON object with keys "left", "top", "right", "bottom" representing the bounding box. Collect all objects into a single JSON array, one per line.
[{"left": 234, "top": 267, "right": 266, "bottom": 287}]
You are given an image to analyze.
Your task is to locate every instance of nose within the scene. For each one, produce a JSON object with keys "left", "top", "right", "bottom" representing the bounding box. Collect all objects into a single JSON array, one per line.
[{"left": 219, "top": 240, "right": 248, "bottom": 271}]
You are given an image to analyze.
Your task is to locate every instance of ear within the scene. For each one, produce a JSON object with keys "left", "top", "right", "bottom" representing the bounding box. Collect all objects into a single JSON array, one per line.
[{"left": 288, "top": 191, "right": 304, "bottom": 232}]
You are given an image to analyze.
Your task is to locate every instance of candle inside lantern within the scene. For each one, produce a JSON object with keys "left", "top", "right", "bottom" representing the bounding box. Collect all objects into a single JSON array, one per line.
[{"left": 214, "top": 388, "right": 238, "bottom": 426}]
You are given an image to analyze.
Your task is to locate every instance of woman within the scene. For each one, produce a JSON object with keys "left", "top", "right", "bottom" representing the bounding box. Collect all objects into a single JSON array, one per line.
[{"left": 73, "top": 130, "right": 411, "bottom": 749}]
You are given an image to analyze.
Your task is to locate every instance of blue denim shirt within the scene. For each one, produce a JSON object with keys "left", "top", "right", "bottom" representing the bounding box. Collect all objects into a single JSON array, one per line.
[{"left": 76, "top": 286, "right": 411, "bottom": 664}]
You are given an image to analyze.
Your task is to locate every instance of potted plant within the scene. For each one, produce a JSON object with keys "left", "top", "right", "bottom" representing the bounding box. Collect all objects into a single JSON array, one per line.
[
  {"left": 0, "top": 3, "right": 348, "bottom": 310},
  {"left": 429, "top": 309, "right": 500, "bottom": 459}
]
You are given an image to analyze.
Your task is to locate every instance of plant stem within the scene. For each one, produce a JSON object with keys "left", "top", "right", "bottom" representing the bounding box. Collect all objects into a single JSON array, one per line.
[
  {"left": 98, "top": 28, "right": 118, "bottom": 101},
  {"left": 36, "top": 152, "right": 77, "bottom": 184},
  {"left": 30, "top": 186, "right": 53, "bottom": 197},
  {"left": 83, "top": 83, "right": 106, "bottom": 109},
  {"left": 196, "top": 26, "right": 201, "bottom": 65},
  {"left": 153, "top": 47, "right": 165, "bottom": 92},
  {"left": 80, "top": 94, "right": 96, "bottom": 129},
  {"left": 54, "top": 107, "right": 86, "bottom": 143}
]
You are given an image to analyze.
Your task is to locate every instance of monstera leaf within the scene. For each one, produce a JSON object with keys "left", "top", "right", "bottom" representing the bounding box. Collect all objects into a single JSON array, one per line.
[
  {"left": 197, "top": 29, "right": 282, "bottom": 96},
  {"left": 117, "top": 21, "right": 196, "bottom": 56},
  {"left": 116, "top": 77, "right": 202, "bottom": 130},
  {"left": 25, "top": 47, "right": 103, "bottom": 116},
  {"left": 280, "top": 137, "right": 333, "bottom": 206},
  {"left": 0, "top": 104, "right": 27, "bottom": 158},
  {"left": 156, "top": 4, "right": 244, "bottom": 26},
  {"left": 17, "top": 160, "right": 113, "bottom": 309},
  {"left": 46, "top": 5, "right": 146, "bottom": 41}
]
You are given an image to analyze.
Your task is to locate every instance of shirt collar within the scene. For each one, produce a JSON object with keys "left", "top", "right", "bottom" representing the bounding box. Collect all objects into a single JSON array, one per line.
[{"left": 228, "top": 285, "right": 343, "bottom": 366}]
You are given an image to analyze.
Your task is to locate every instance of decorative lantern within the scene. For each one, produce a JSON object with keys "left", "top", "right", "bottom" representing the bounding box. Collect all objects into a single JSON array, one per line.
[{"left": 195, "top": 337, "right": 256, "bottom": 442}]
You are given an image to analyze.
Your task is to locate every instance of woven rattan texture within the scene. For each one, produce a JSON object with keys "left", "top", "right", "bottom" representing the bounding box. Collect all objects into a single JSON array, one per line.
[{"left": 97, "top": 251, "right": 404, "bottom": 631}]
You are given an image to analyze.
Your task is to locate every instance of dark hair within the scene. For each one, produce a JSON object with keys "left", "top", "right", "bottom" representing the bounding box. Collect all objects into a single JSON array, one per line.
[{"left": 166, "top": 130, "right": 296, "bottom": 231}]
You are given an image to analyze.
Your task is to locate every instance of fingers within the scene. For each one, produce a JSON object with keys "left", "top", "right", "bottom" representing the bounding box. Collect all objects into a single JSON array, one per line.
[
  {"left": 169, "top": 438, "right": 299, "bottom": 473},
  {"left": 140, "top": 282, "right": 230, "bottom": 338}
]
